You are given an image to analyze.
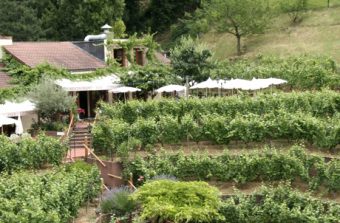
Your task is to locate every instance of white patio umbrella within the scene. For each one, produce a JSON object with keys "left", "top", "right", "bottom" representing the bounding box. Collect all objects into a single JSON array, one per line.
[
  {"left": 109, "top": 86, "right": 141, "bottom": 102},
  {"left": 109, "top": 86, "right": 141, "bottom": 93},
  {"left": 155, "top": 85, "right": 186, "bottom": 93},
  {"left": 190, "top": 78, "right": 221, "bottom": 89},
  {"left": 190, "top": 78, "right": 223, "bottom": 96},
  {"left": 267, "top": 78, "right": 287, "bottom": 85},
  {"left": 15, "top": 115, "right": 24, "bottom": 135}
]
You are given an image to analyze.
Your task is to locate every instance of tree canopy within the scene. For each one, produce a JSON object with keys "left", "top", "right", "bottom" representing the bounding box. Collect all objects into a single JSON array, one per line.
[
  {"left": 170, "top": 36, "right": 214, "bottom": 82},
  {"left": 202, "top": 0, "right": 272, "bottom": 55}
]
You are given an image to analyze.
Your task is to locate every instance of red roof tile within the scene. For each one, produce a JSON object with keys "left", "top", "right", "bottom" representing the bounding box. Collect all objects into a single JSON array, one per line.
[
  {"left": 4, "top": 42, "right": 106, "bottom": 71},
  {"left": 0, "top": 71, "right": 11, "bottom": 88}
]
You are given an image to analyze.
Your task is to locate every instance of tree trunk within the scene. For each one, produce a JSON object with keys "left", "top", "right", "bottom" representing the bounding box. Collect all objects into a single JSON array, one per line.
[{"left": 236, "top": 35, "right": 241, "bottom": 56}]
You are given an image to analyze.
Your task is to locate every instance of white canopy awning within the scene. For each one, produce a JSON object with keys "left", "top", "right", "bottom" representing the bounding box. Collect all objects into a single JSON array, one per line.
[
  {"left": 0, "top": 100, "right": 36, "bottom": 117},
  {"left": 55, "top": 74, "right": 121, "bottom": 91},
  {"left": 156, "top": 85, "right": 186, "bottom": 93},
  {"left": 109, "top": 86, "right": 141, "bottom": 93}
]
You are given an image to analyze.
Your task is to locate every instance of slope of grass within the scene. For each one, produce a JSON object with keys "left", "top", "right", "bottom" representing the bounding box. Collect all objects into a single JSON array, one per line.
[{"left": 200, "top": 6, "right": 340, "bottom": 62}]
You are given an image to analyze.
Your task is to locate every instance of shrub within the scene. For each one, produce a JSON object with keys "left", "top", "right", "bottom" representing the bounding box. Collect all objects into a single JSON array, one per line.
[
  {"left": 132, "top": 180, "right": 222, "bottom": 223},
  {"left": 216, "top": 185, "right": 340, "bottom": 223},
  {"left": 101, "top": 187, "right": 137, "bottom": 218}
]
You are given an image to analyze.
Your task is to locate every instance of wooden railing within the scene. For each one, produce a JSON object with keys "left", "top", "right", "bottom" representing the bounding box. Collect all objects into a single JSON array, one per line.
[{"left": 60, "top": 113, "right": 75, "bottom": 142}]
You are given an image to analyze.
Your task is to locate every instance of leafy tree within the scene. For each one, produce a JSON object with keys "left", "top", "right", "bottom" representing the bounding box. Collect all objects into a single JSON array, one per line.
[
  {"left": 280, "top": 0, "right": 309, "bottom": 23},
  {"left": 170, "top": 36, "right": 214, "bottom": 82},
  {"left": 42, "top": 0, "right": 125, "bottom": 40},
  {"left": 119, "top": 64, "right": 180, "bottom": 98},
  {"left": 123, "top": 0, "right": 201, "bottom": 34},
  {"left": 202, "top": 0, "right": 272, "bottom": 55},
  {"left": 112, "top": 19, "right": 127, "bottom": 38},
  {"left": 0, "top": 0, "right": 44, "bottom": 41},
  {"left": 29, "top": 78, "right": 75, "bottom": 123}
]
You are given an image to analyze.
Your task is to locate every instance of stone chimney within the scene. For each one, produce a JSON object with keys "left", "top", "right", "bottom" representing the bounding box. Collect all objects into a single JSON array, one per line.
[{"left": 0, "top": 36, "right": 13, "bottom": 61}]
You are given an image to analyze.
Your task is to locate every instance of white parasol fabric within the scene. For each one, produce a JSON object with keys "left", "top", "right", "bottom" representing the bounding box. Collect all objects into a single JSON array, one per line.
[
  {"left": 15, "top": 115, "right": 24, "bottom": 134},
  {"left": 190, "top": 78, "right": 221, "bottom": 89},
  {"left": 0, "top": 100, "right": 36, "bottom": 117},
  {"left": 0, "top": 116, "right": 17, "bottom": 127},
  {"left": 267, "top": 78, "right": 287, "bottom": 85},
  {"left": 55, "top": 75, "right": 121, "bottom": 91},
  {"left": 156, "top": 85, "right": 186, "bottom": 93},
  {"left": 109, "top": 86, "right": 141, "bottom": 93}
]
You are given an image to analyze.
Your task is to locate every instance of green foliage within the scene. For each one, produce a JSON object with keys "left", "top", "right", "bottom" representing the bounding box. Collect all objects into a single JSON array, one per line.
[
  {"left": 29, "top": 78, "right": 75, "bottom": 123},
  {"left": 0, "top": 163, "right": 101, "bottom": 222},
  {"left": 132, "top": 180, "right": 222, "bottom": 223},
  {"left": 108, "top": 33, "right": 160, "bottom": 63},
  {"left": 125, "top": 146, "right": 339, "bottom": 191},
  {"left": 217, "top": 185, "right": 340, "bottom": 223},
  {"left": 118, "top": 64, "right": 180, "bottom": 93},
  {"left": 0, "top": 0, "right": 44, "bottom": 41},
  {"left": 93, "top": 91, "right": 340, "bottom": 153},
  {"left": 201, "top": 0, "right": 273, "bottom": 55},
  {"left": 123, "top": 0, "right": 201, "bottom": 34},
  {"left": 211, "top": 55, "right": 340, "bottom": 90},
  {"left": 170, "top": 36, "right": 215, "bottom": 82},
  {"left": 325, "top": 160, "right": 340, "bottom": 191},
  {"left": 281, "top": 0, "right": 309, "bottom": 23},
  {"left": 112, "top": 19, "right": 127, "bottom": 38},
  {"left": 0, "top": 134, "right": 67, "bottom": 173}
]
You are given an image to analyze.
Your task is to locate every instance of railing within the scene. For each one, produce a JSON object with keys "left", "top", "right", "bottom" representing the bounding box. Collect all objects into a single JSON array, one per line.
[{"left": 60, "top": 113, "right": 75, "bottom": 142}]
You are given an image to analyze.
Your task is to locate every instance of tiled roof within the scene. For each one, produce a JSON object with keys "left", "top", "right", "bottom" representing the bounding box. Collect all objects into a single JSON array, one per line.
[
  {"left": 0, "top": 71, "right": 11, "bottom": 88},
  {"left": 4, "top": 42, "right": 106, "bottom": 71}
]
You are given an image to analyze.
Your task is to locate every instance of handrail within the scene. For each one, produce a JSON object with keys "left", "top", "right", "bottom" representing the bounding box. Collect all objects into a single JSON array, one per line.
[
  {"left": 65, "top": 113, "right": 74, "bottom": 138},
  {"left": 84, "top": 144, "right": 106, "bottom": 167},
  {"left": 60, "top": 113, "right": 74, "bottom": 142}
]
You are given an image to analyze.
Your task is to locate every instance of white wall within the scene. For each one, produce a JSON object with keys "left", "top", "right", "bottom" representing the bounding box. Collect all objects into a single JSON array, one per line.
[
  {"left": 21, "top": 113, "right": 38, "bottom": 133},
  {"left": 0, "top": 37, "right": 13, "bottom": 60}
]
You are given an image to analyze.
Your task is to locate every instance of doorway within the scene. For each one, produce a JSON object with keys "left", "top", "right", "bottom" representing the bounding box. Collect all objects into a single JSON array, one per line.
[{"left": 78, "top": 91, "right": 88, "bottom": 118}]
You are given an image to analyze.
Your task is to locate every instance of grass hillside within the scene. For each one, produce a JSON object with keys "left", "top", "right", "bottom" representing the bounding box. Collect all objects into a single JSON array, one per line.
[{"left": 199, "top": 5, "right": 340, "bottom": 62}]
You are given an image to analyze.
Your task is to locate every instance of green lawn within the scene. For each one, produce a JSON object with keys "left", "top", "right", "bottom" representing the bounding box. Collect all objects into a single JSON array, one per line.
[{"left": 200, "top": 6, "right": 340, "bottom": 62}]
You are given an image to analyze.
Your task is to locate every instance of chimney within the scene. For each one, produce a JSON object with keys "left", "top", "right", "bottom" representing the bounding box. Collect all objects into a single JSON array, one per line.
[
  {"left": 0, "top": 36, "right": 13, "bottom": 61},
  {"left": 101, "top": 24, "right": 112, "bottom": 34}
]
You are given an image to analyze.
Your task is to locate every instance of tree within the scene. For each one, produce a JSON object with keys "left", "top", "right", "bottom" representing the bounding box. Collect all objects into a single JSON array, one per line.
[
  {"left": 112, "top": 19, "right": 127, "bottom": 38},
  {"left": 0, "top": 0, "right": 44, "bottom": 41},
  {"left": 170, "top": 36, "right": 214, "bottom": 82},
  {"left": 280, "top": 0, "right": 308, "bottom": 23},
  {"left": 202, "top": 0, "right": 272, "bottom": 55},
  {"left": 42, "top": 0, "right": 125, "bottom": 40},
  {"left": 119, "top": 65, "right": 180, "bottom": 99},
  {"left": 29, "top": 78, "right": 75, "bottom": 123}
]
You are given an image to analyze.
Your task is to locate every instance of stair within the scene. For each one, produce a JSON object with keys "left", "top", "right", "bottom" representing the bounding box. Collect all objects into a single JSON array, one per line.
[{"left": 69, "top": 125, "right": 92, "bottom": 150}]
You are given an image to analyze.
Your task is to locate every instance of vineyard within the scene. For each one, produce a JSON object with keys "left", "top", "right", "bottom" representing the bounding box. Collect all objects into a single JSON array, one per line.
[
  {"left": 125, "top": 146, "right": 340, "bottom": 191},
  {"left": 0, "top": 162, "right": 101, "bottom": 222},
  {"left": 0, "top": 134, "right": 101, "bottom": 223},
  {"left": 93, "top": 90, "right": 340, "bottom": 154},
  {"left": 0, "top": 134, "right": 67, "bottom": 173},
  {"left": 92, "top": 89, "right": 340, "bottom": 222}
]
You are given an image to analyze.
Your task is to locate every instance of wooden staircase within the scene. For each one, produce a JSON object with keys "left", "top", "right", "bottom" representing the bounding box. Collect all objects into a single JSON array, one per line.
[{"left": 69, "top": 124, "right": 92, "bottom": 151}]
